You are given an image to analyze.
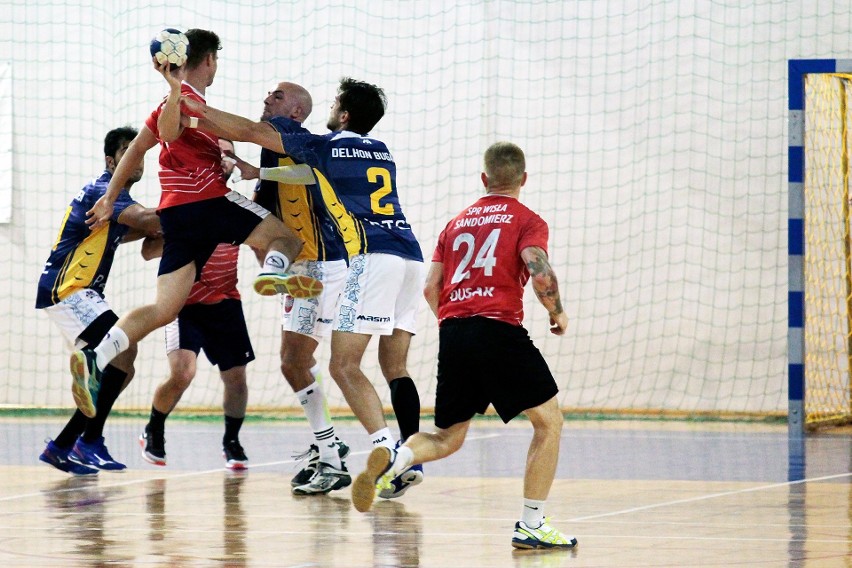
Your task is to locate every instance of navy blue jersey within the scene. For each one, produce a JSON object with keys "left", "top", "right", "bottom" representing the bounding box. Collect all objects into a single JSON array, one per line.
[
  {"left": 255, "top": 117, "right": 347, "bottom": 262},
  {"left": 273, "top": 128, "right": 423, "bottom": 262},
  {"left": 35, "top": 171, "right": 137, "bottom": 308}
]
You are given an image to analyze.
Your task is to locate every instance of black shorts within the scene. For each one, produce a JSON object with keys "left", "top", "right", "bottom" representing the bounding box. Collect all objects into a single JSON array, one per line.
[
  {"left": 158, "top": 192, "right": 269, "bottom": 278},
  {"left": 165, "top": 299, "right": 255, "bottom": 372},
  {"left": 434, "top": 316, "right": 559, "bottom": 429}
]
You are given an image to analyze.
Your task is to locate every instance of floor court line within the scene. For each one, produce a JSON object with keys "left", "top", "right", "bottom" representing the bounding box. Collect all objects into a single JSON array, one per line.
[
  {"left": 0, "top": 432, "right": 503, "bottom": 503},
  {"left": 569, "top": 471, "right": 852, "bottom": 522}
]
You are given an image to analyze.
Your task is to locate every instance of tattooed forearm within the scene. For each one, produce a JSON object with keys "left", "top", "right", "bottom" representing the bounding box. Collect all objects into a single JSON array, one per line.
[{"left": 526, "top": 248, "right": 563, "bottom": 316}]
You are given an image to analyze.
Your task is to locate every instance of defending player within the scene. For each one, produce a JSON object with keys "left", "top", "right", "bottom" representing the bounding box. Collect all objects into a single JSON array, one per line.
[
  {"left": 70, "top": 29, "right": 323, "bottom": 418},
  {"left": 351, "top": 142, "right": 577, "bottom": 550},
  {"left": 181, "top": 78, "right": 426, "bottom": 499},
  {"left": 139, "top": 139, "right": 254, "bottom": 470},
  {"left": 37, "top": 126, "right": 160, "bottom": 474},
  {"left": 225, "top": 82, "right": 352, "bottom": 494}
]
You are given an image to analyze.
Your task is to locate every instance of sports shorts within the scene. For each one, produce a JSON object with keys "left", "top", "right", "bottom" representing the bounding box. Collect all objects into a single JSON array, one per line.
[
  {"left": 41, "top": 288, "right": 119, "bottom": 350},
  {"left": 158, "top": 191, "right": 269, "bottom": 278},
  {"left": 434, "top": 316, "right": 559, "bottom": 429},
  {"left": 281, "top": 259, "right": 347, "bottom": 341},
  {"left": 333, "top": 253, "right": 423, "bottom": 335},
  {"left": 165, "top": 298, "right": 255, "bottom": 372}
]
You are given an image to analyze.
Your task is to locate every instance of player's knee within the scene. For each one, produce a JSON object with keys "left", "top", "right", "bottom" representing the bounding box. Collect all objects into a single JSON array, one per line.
[{"left": 169, "top": 367, "right": 196, "bottom": 390}]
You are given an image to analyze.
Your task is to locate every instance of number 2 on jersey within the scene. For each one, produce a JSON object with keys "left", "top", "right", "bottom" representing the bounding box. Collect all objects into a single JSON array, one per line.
[
  {"left": 367, "top": 167, "right": 394, "bottom": 215},
  {"left": 450, "top": 228, "right": 501, "bottom": 284}
]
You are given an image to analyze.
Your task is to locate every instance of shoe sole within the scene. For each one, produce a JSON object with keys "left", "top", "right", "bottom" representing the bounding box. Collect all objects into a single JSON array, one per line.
[
  {"left": 224, "top": 454, "right": 249, "bottom": 471},
  {"left": 351, "top": 447, "right": 391, "bottom": 513},
  {"left": 70, "top": 352, "right": 96, "bottom": 418},
  {"left": 139, "top": 435, "right": 166, "bottom": 466},
  {"left": 511, "top": 538, "right": 578, "bottom": 550},
  {"left": 253, "top": 274, "right": 323, "bottom": 298}
]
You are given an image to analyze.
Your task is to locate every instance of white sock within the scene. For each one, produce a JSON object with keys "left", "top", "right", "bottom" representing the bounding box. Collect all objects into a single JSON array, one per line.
[
  {"left": 522, "top": 498, "right": 546, "bottom": 527},
  {"left": 262, "top": 250, "right": 290, "bottom": 274},
  {"left": 393, "top": 445, "right": 414, "bottom": 475},
  {"left": 295, "top": 379, "right": 341, "bottom": 468},
  {"left": 370, "top": 427, "right": 396, "bottom": 450},
  {"left": 94, "top": 326, "right": 129, "bottom": 370}
]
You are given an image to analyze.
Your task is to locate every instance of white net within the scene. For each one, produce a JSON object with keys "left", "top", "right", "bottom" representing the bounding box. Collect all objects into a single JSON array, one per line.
[{"left": 2, "top": 1, "right": 794, "bottom": 416}]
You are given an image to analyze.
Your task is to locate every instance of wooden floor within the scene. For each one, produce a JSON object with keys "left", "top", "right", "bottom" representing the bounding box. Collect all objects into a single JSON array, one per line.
[{"left": 0, "top": 418, "right": 850, "bottom": 567}]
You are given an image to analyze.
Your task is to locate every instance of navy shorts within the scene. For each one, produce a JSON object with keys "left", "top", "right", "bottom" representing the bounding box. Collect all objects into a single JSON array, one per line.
[
  {"left": 434, "top": 316, "right": 559, "bottom": 429},
  {"left": 165, "top": 299, "right": 255, "bottom": 372},
  {"left": 158, "top": 192, "right": 269, "bottom": 278}
]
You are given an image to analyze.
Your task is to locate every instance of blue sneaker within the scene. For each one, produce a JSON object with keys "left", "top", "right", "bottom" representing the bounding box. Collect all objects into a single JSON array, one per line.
[
  {"left": 72, "top": 436, "right": 126, "bottom": 471},
  {"left": 70, "top": 348, "right": 101, "bottom": 418},
  {"left": 378, "top": 440, "right": 423, "bottom": 499},
  {"left": 39, "top": 440, "right": 98, "bottom": 476},
  {"left": 378, "top": 463, "right": 423, "bottom": 499}
]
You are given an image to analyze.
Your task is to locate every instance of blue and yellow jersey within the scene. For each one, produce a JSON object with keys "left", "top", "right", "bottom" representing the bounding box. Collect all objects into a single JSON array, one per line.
[
  {"left": 35, "top": 171, "right": 138, "bottom": 308},
  {"left": 274, "top": 129, "right": 423, "bottom": 262},
  {"left": 257, "top": 117, "right": 347, "bottom": 263}
]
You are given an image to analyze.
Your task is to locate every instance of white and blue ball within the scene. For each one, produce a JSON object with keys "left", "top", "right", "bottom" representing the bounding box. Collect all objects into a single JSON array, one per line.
[{"left": 149, "top": 28, "right": 189, "bottom": 68}]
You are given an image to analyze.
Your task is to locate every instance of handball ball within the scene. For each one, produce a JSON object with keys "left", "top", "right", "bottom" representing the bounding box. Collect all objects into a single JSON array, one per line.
[{"left": 150, "top": 28, "right": 189, "bottom": 70}]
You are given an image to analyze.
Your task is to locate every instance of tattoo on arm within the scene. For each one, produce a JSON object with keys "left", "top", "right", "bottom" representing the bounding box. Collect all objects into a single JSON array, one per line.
[{"left": 526, "top": 248, "right": 563, "bottom": 316}]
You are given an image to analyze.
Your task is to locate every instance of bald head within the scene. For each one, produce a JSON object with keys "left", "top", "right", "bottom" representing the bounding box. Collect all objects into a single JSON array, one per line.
[
  {"left": 261, "top": 82, "right": 313, "bottom": 123},
  {"left": 482, "top": 141, "right": 526, "bottom": 192}
]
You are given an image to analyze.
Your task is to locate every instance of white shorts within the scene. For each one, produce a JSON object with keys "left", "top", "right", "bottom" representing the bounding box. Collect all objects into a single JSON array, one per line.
[
  {"left": 282, "top": 259, "right": 348, "bottom": 341},
  {"left": 42, "top": 289, "right": 113, "bottom": 349},
  {"left": 334, "top": 253, "right": 424, "bottom": 335}
]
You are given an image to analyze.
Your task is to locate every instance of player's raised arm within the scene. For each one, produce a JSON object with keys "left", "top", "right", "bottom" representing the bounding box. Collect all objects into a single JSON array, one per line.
[
  {"left": 155, "top": 60, "right": 184, "bottom": 143},
  {"left": 521, "top": 245, "right": 567, "bottom": 335},
  {"left": 181, "top": 97, "right": 284, "bottom": 154},
  {"left": 87, "top": 126, "right": 158, "bottom": 230}
]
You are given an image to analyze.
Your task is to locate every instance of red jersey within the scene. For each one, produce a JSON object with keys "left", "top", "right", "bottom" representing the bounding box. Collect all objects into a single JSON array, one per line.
[
  {"left": 186, "top": 243, "right": 241, "bottom": 305},
  {"left": 432, "top": 194, "right": 549, "bottom": 326},
  {"left": 145, "top": 83, "right": 229, "bottom": 209}
]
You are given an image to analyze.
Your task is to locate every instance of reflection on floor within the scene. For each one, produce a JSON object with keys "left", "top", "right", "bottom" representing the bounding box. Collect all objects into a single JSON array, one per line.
[{"left": 0, "top": 417, "right": 849, "bottom": 567}]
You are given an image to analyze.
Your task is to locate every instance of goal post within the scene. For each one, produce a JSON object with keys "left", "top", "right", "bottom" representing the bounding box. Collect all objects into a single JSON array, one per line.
[{"left": 789, "top": 59, "right": 852, "bottom": 433}]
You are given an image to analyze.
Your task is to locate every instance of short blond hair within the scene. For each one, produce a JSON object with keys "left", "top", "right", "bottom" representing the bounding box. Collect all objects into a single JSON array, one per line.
[{"left": 484, "top": 141, "right": 526, "bottom": 187}]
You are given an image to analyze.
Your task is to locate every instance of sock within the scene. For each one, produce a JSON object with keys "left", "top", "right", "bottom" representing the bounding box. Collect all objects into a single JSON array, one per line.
[
  {"left": 54, "top": 410, "right": 88, "bottom": 448},
  {"left": 370, "top": 427, "right": 396, "bottom": 450},
  {"left": 81, "top": 365, "right": 127, "bottom": 443},
  {"left": 262, "top": 250, "right": 290, "bottom": 274},
  {"left": 295, "top": 379, "right": 340, "bottom": 468},
  {"left": 522, "top": 498, "right": 546, "bottom": 527},
  {"left": 93, "top": 326, "right": 129, "bottom": 370},
  {"left": 224, "top": 415, "right": 244, "bottom": 444},
  {"left": 393, "top": 445, "right": 414, "bottom": 476},
  {"left": 389, "top": 376, "right": 420, "bottom": 441},
  {"left": 147, "top": 406, "right": 169, "bottom": 432}
]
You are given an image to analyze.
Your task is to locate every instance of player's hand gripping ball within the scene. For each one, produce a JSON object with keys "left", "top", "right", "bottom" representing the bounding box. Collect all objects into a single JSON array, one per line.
[{"left": 150, "top": 28, "right": 189, "bottom": 70}]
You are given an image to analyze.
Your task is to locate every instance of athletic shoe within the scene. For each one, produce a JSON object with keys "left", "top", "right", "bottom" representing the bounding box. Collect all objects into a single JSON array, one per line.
[
  {"left": 69, "top": 348, "right": 101, "bottom": 418},
  {"left": 351, "top": 446, "right": 396, "bottom": 513},
  {"left": 253, "top": 271, "right": 323, "bottom": 299},
  {"left": 511, "top": 519, "right": 578, "bottom": 550},
  {"left": 72, "top": 436, "right": 126, "bottom": 472},
  {"left": 39, "top": 439, "right": 98, "bottom": 476},
  {"left": 290, "top": 438, "right": 351, "bottom": 487},
  {"left": 378, "top": 463, "right": 423, "bottom": 499},
  {"left": 292, "top": 462, "right": 352, "bottom": 495},
  {"left": 223, "top": 439, "right": 249, "bottom": 470},
  {"left": 139, "top": 427, "right": 166, "bottom": 466}
]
